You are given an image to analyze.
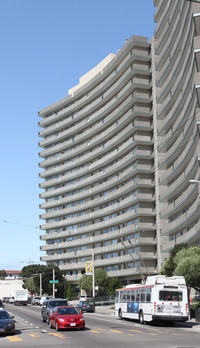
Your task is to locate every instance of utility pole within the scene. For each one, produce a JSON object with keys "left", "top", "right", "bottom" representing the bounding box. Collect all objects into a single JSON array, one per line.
[
  {"left": 40, "top": 273, "right": 42, "bottom": 297},
  {"left": 53, "top": 269, "right": 55, "bottom": 298},
  {"left": 92, "top": 249, "right": 95, "bottom": 312}
]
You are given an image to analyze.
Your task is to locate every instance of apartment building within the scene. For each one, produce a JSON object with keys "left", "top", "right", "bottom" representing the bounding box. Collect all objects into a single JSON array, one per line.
[
  {"left": 152, "top": 0, "right": 200, "bottom": 264},
  {"left": 38, "top": 0, "right": 200, "bottom": 286},
  {"left": 38, "top": 35, "right": 156, "bottom": 285}
]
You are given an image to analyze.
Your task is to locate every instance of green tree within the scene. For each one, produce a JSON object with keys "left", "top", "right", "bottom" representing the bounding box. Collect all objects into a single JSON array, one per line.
[
  {"left": 0, "top": 270, "right": 7, "bottom": 279},
  {"left": 79, "top": 268, "right": 108, "bottom": 295},
  {"left": 23, "top": 277, "right": 38, "bottom": 294},
  {"left": 173, "top": 246, "right": 200, "bottom": 292},
  {"left": 108, "top": 277, "right": 123, "bottom": 295},
  {"left": 160, "top": 244, "right": 200, "bottom": 293},
  {"left": 160, "top": 244, "right": 187, "bottom": 276},
  {"left": 20, "top": 264, "right": 65, "bottom": 297},
  {"left": 65, "top": 284, "right": 77, "bottom": 300},
  {"left": 95, "top": 269, "right": 108, "bottom": 295},
  {"left": 79, "top": 274, "right": 92, "bottom": 294}
]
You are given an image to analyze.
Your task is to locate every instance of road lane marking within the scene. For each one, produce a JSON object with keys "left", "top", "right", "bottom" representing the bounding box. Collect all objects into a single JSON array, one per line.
[
  {"left": 97, "top": 328, "right": 106, "bottom": 331},
  {"left": 7, "top": 336, "right": 23, "bottom": 342},
  {"left": 129, "top": 329, "right": 144, "bottom": 333},
  {"left": 90, "top": 330, "right": 100, "bottom": 333},
  {"left": 109, "top": 329, "right": 123, "bottom": 333},
  {"left": 29, "top": 334, "right": 40, "bottom": 338},
  {"left": 48, "top": 332, "right": 65, "bottom": 338}
]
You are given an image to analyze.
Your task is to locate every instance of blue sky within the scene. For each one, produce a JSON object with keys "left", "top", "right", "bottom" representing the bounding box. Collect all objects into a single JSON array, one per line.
[{"left": 0, "top": 0, "right": 156, "bottom": 270}]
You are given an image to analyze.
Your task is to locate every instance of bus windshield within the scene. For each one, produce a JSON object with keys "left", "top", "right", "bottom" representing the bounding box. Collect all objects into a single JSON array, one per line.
[{"left": 159, "top": 291, "right": 182, "bottom": 302}]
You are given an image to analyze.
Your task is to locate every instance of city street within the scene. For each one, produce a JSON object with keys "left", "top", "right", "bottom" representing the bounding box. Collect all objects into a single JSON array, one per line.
[{"left": 1, "top": 303, "right": 200, "bottom": 348}]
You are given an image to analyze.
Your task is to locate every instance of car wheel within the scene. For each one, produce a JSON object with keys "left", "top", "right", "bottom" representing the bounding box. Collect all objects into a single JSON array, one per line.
[
  {"left": 118, "top": 309, "right": 123, "bottom": 320},
  {"left": 56, "top": 322, "right": 59, "bottom": 331}
]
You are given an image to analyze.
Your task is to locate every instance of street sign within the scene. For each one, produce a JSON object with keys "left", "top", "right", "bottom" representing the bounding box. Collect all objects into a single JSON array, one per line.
[{"left": 49, "top": 280, "right": 59, "bottom": 284}]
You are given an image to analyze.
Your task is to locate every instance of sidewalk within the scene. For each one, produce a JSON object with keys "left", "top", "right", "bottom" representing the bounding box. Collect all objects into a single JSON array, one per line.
[
  {"left": 177, "top": 317, "right": 200, "bottom": 331},
  {"left": 95, "top": 305, "right": 115, "bottom": 315}
]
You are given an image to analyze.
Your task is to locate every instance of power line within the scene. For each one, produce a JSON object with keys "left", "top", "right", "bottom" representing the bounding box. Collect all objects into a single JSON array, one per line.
[
  {"left": 120, "top": 239, "right": 146, "bottom": 283},
  {"left": 0, "top": 219, "right": 39, "bottom": 229}
]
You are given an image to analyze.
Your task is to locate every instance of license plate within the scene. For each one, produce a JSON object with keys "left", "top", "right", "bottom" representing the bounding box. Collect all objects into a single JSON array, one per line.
[
  {"left": 0, "top": 328, "right": 4, "bottom": 333},
  {"left": 70, "top": 323, "right": 76, "bottom": 326}
]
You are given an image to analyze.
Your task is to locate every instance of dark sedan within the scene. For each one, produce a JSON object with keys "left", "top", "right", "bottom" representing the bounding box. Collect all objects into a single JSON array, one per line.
[
  {"left": 77, "top": 301, "right": 94, "bottom": 312},
  {"left": 0, "top": 310, "right": 15, "bottom": 335}
]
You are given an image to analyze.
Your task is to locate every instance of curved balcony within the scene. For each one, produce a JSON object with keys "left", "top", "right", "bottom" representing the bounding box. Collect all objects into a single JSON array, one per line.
[
  {"left": 57, "top": 266, "right": 157, "bottom": 282},
  {"left": 156, "top": 12, "right": 191, "bottom": 87},
  {"left": 158, "top": 117, "right": 196, "bottom": 167},
  {"left": 160, "top": 185, "right": 198, "bottom": 219},
  {"left": 154, "top": 0, "right": 169, "bottom": 29},
  {"left": 40, "top": 205, "right": 155, "bottom": 232},
  {"left": 157, "top": 41, "right": 193, "bottom": 107},
  {"left": 162, "top": 222, "right": 200, "bottom": 253},
  {"left": 161, "top": 201, "right": 200, "bottom": 236},
  {"left": 155, "top": 2, "right": 186, "bottom": 56},
  {"left": 159, "top": 136, "right": 198, "bottom": 185},
  {"left": 39, "top": 49, "right": 151, "bottom": 133}
]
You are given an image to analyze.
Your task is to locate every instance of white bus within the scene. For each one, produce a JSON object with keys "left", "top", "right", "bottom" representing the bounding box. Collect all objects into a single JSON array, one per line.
[{"left": 115, "top": 275, "right": 188, "bottom": 324}]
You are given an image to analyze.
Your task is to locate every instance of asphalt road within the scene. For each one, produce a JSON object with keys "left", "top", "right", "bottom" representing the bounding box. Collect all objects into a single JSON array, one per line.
[{"left": 1, "top": 303, "right": 200, "bottom": 348}]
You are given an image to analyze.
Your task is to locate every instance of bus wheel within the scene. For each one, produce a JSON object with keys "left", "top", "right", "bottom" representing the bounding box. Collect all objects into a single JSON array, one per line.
[
  {"left": 118, "top": 309, "right": 123, "bottom": 320},
  {"left": 139, "top": 310, "right": 144, "bottom": 325}
]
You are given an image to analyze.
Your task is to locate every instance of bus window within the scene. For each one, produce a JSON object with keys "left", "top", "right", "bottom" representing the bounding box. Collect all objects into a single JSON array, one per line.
[
  {"left": 159, "top": 291, "right": 182, "bottom": 302},
  {"left": 115, "top": 292, "right": 119, "bottom": 303},
  {"left": 141, "top": 289, "right": 146, "bottom": 302},
  {"left": 123, "top": 293, "right": 127, "bottom": 302},
  {"left": 146, "top": 291, "right": 151, "bottom": 302},
  {"left": 131, "top": 293, "right": 135, "bottom": 302},
  {"left": 136, "top": 290, "right": 140, "bottom": 302}
]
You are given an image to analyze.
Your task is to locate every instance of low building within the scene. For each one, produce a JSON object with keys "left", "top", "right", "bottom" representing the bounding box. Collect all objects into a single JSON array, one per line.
[{"left": 5, "top": 270, "right": 21, "bottom": 280}]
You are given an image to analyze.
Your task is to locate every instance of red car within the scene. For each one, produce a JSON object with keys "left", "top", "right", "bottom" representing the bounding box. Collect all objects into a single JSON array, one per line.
[{"left": 49, "top": 306, "right": 85, "bottom": 331}]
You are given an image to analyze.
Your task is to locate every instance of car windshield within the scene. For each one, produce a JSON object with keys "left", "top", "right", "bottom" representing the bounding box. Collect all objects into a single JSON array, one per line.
[
  {"left": 49, "top": 300, "right": 67, "bottom": 307},
  {"left": 57, "top": 307, "right": 78, "bottom": 315},
  {"left": 0, "top": 312, "right": 10, "bottom": 319}
]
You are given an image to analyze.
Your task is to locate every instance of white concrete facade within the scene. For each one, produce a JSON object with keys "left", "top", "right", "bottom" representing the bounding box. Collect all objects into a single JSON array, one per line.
[
  {"left": 39, "top": 35, "right": 156, "bottom": 285},
  {"left": 153, "top": 0, "right": 200, "bottom": 261},
  {"left": 38, "top": 1, "right": 200, "bottom": 286}
]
